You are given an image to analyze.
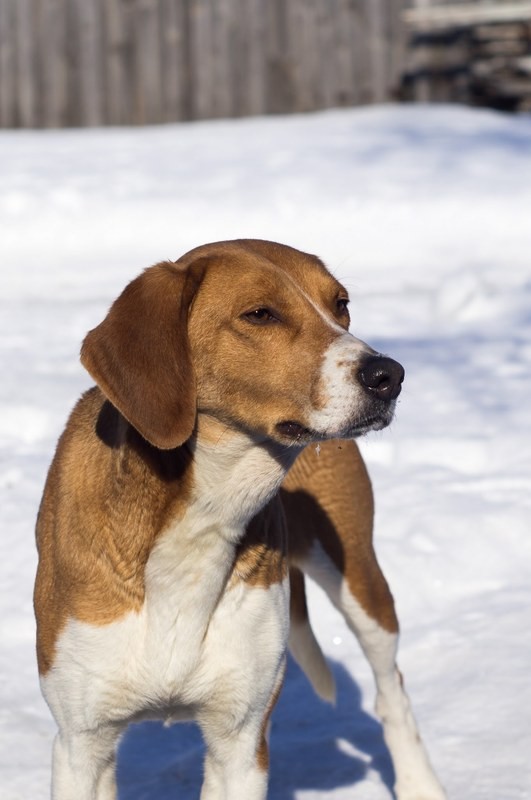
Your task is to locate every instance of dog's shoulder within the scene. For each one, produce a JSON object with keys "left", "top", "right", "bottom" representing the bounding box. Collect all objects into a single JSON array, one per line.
[{"left": 34, "top": 387, "right": 194, "bottom": 673}]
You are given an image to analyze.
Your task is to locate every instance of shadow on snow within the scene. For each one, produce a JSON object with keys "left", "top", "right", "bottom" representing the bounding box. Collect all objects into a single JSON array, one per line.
[{"left": 117, "top": 655, "right": 394, "bottom": 799}]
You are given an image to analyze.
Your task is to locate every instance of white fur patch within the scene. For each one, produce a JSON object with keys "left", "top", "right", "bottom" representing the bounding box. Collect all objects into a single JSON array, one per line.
[
  {"left": 190, "top": 428, "right": 289, "bottom": 530},
  {"left": 295, "top": 284, "right": 351, "bottom": 336},
  {"left": 309, "top": 333, "right": 373, "bottom": 438}
]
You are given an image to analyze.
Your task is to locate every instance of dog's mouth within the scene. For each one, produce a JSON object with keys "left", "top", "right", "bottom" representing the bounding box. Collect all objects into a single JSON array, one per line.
[
  {"left": 276, "top": 406, "right": 394, "bottom": 445},
  {"left": 275, "top": 421, "right": 314, "bottom": 444},
  {"left": 345, "top": 398, "right": 398, "bottom": 438},
  {"left": 346, "top": 412, "right": 392, "bottom": 438}
]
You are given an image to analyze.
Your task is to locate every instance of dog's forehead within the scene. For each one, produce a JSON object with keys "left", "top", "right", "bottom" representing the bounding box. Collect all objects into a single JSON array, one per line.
[{"left": 182, "top": 239, "right": 345, "bottom": 302}]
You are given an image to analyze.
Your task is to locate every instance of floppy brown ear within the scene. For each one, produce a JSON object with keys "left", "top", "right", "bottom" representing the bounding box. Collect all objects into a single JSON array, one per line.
[{"left": 81, "top": 260, "right": 205, "bottom": 449}]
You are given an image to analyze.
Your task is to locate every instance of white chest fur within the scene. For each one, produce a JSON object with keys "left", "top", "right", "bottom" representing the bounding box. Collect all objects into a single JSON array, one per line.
[{"left": 42, "top": 431, "right": 292, "bottom": 735}]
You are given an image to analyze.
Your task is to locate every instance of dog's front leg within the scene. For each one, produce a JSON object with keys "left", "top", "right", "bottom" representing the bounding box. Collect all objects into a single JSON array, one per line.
[
  {"left": 197, "top": 614, "right": 287, "bottom": 800},
  {"left": 51, "top": 725, "right": 121, "bottom": 800},
  {"left": 199, "top": 717, "right": 272, "bottom": 800}
]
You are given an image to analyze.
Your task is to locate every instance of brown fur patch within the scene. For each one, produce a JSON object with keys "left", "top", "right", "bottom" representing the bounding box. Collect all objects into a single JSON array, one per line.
[
  {"left": 282, "top": 439, "right": 399, "bottom": 634},
  {"left": 256, "top": 662, "right": 286, "bottom": 772},
  {"left": 231, "top": 497, "right": 288, "bottom": 589},
  {"left": 81, "top": 260, "right": 206, "bottom": 450},
  {"left": 34, "top": 389, "right": 194, "bottom": 674}
]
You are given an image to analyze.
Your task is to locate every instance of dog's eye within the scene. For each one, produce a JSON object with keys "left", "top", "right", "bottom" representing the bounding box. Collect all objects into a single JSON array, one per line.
[
  {"left": 243, "top": 308, "right": 279, "bottom": 325},
  {"left": 336, "top": 297, "right": 350, "bottom": 315}
]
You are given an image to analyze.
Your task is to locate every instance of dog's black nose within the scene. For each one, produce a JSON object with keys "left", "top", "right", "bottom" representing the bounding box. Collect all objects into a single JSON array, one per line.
[{"left": 359, "top": 356, "right": 404, "bottom": 401}]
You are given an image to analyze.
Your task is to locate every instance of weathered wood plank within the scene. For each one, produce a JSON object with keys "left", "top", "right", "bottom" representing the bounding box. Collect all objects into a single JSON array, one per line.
[
  {"left": 234, "top": 0, "right": 266, "bottom": 117},
  {"left": 389, "top": 0, "right": 409, "bottom": 99},
  {"left": 351, "top": 0, "right": 373, "bottom": 105},
  {"left": 333, "top": 0, "right": 358, "bottom": 108},
  {"left": 405, "top": 3, "right": 531, "bottom": 31},
  {"left": 367, "top": 0, "right": 387, "bottom": 104},
  {"left": 318, "top": 0, "right": 341, "bottom": 110},
  {"left": 15, "top": 0, "right": 37, "bottom": 126},
  {"left": 0, "top": 0, "right": 17, "bottom": 127},
  {"left": 103, "top": 0, "right": 132, "bottom": 126},
  {"left": 71, "top": 0, "right": 105, "bottom": 126},
  {"left": 294, "top": 0, "right": 321, "bottom": 111},
  {"left": 134, "top": 0, "right": 162, "bottom": 124},
  {"left": 38, "top": 0, "right": 69, "bottom": 127},
  {"left": 209, "top": 0, "right": 231, "bottom": 117},
  {"left": 187, "top": 0, "right": 214, "bottom": 120},
  {"left": 160, "top": 0, "right": 190, "bottom": 122},
  {"left": 265, "top": 0, "right": 293, "bottom": 114}
]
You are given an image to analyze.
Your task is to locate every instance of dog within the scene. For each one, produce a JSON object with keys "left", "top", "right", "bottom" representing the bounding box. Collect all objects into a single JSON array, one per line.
[{"left": 34, "top": 239, "right": 446, "bottom": 799}]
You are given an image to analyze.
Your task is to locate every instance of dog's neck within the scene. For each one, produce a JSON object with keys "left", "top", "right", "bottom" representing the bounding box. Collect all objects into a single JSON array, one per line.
[
  {"left": 143, "top": 414, "right": 294, "bottom": 649},
  {"left": 103, "top": 399, "right": 296, "bottom": 540},
  {"left": 187, "top": 414, "right": 298, "bottom": 537}
]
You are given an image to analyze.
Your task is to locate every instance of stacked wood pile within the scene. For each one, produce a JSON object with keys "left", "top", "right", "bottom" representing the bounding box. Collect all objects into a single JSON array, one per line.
[
  {"left": 403, "top": 3, "right": 531, "bottom": 111},
  {"left": 471, "top": 19, "right": 531, "bottom": 110}
]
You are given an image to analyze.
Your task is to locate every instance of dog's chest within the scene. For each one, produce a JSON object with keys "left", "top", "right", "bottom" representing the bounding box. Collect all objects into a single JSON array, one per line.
[
  {"left": 45, "top": 508, "right": 288, "bottom": 728},
  {"left": 141, "top": 516, "right": 238, "bottom": 677},
  {"left": 41, "top": 439, "right": 292, "bottom": 729}
]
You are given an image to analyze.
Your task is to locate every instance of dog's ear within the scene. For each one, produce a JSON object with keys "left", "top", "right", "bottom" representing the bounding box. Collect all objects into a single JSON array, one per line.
[{"left": 81, "top": 260, "right": 206, "bottom": 449}]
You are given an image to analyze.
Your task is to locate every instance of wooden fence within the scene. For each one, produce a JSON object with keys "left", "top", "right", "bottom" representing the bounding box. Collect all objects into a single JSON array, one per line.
[{"left": 0, "top": 0, "right": 412, "bottom": 128}]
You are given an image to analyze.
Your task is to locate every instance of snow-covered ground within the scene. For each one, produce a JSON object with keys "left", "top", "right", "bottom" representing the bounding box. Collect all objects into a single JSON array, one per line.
[{"left": 1, "top": 105, "right": 530, "bottom": 799}]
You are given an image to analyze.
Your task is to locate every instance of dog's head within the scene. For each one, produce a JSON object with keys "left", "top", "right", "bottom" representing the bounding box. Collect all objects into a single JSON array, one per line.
[{"left": 81, "top": 240, "right": 403, "bottom": 450}]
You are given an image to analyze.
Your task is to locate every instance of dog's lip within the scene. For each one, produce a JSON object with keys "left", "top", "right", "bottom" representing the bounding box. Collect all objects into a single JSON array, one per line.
[
  {"left": 275, "top": 420, "right": 315, "bottom": 442},
  {"left": 346, "top": 409, "right": 395, "bottom": 437},
  {"left": 276, "top": 408, "right": 393, "bottom": 444},
  {"left": 348, "top": 419, "right": 385, "bottom": 436}
]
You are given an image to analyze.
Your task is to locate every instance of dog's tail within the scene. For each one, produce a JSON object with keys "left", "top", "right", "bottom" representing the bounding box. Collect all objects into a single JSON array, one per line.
[{"left": 288, "top": 567, "right": 336, "bottom": 704}]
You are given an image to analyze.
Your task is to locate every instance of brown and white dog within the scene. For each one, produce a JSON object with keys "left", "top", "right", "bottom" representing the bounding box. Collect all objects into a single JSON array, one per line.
[{"left": 34, "top": 239, "right": 446, "bottom": 800}]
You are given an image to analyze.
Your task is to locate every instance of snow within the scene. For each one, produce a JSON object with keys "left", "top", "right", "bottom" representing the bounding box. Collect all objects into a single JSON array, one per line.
[{"left": 1, "top": 104, "right": 531, "bottom": 799}]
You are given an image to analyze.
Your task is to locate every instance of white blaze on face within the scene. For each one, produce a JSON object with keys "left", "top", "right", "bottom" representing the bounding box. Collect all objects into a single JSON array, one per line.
[{"left": 309, "top": 333, "right": 373, "bottom": 438}]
